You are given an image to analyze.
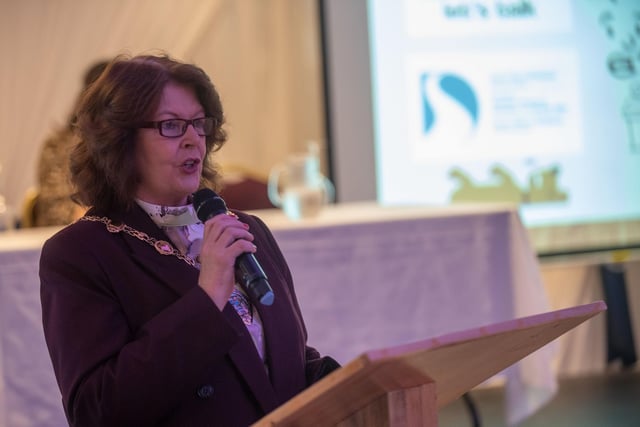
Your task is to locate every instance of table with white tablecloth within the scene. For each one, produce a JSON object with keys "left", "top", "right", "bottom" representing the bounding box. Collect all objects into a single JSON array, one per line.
[{"left": 0, "top": 203, "right": 555, "bottom": 427}]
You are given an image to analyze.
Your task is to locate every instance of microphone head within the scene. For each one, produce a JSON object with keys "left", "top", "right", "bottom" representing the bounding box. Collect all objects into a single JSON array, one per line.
[{"left": 192, "top": 188, "right": 227, "bottom": 222}]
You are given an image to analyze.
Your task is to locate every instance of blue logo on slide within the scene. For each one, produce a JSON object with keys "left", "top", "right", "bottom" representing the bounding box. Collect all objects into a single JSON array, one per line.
[{"left": 420, "top": 73, "right": 479, "bottom": 134}]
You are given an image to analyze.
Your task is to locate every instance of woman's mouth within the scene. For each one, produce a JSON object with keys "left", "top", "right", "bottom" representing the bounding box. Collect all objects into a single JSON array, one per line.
[{"left": 181, "top": 158, "right": 200, "bottom": 173}]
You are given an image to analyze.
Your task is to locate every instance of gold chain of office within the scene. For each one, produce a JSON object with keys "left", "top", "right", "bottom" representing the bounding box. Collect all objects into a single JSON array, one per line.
[{"left": 79, "top": 215, "right": 197, "bottom": 268}]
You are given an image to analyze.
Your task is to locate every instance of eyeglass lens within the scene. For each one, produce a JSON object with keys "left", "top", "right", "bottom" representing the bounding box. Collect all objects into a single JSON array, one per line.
[{"left": 160, "top": 118, "right": 214, "bottom": 137}]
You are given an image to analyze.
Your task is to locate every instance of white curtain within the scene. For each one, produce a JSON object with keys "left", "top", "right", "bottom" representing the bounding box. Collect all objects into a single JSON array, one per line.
[{"left": 0, "top": 0, "right": 325, "bottom": 218}]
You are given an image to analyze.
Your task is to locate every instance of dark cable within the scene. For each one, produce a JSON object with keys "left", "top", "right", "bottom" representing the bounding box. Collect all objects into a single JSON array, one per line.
[{"left": 462, "top": 392, "right": 481, "bottom": 427}]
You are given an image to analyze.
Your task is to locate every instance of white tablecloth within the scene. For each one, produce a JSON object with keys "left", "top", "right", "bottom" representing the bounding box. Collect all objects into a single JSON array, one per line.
[{"left": 0, "top": 203, "right": 555, "bottom": 427}]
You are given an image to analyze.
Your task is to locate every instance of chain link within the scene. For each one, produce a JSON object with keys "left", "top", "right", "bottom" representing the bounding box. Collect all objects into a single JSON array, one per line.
[{"left": 79, "top": 216, "right": 197, "bottom": 268}]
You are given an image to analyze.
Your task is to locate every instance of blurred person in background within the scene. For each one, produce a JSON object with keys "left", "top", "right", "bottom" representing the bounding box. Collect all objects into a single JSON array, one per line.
[{"left": 34, "top": 59, "right": 109, "bottom": 226}]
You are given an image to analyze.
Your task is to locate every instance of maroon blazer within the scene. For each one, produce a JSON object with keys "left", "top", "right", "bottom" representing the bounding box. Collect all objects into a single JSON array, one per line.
[{"left": 40, "top": 205, "right": 337, "bottom": 427}]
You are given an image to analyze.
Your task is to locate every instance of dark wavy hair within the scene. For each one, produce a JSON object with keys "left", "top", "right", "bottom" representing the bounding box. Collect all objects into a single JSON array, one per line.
[{"left": 70, "top": 53, "right": 227, "bottom": 213}]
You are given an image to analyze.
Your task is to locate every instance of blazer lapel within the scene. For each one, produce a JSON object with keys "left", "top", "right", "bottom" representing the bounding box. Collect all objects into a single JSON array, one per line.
[
  {"left": 255, "top": 288, "right": 307, "bottom": 401},
  {"left": 223, "top": 304, "right": 280, "bottom": 413},
  {"left": 110, "top": 206, "right": 199, "bottom": 296}
]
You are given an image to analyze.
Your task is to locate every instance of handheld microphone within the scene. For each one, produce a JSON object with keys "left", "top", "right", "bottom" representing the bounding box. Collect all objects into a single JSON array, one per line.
[{"left": 192, "top": 188, "right": 274, "bottom": 306}]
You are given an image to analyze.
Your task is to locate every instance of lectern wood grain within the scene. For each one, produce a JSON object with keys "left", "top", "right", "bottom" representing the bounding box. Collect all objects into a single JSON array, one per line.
[{"left": 253, "top": 301, "right": 606, "bottom": 427}]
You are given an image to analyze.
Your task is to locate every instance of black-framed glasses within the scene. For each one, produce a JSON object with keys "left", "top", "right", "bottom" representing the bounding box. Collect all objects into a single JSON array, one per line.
[{"left": 139, "top": 117, "right": 216, "bottom": 138}]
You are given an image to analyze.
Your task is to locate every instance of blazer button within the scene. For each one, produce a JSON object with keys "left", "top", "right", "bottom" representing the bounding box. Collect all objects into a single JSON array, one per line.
[{"left": 197, "top": 384, "right": 214, "bottom": 399}]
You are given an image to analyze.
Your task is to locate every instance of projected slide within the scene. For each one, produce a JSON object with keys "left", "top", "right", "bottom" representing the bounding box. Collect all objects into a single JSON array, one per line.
[{"left": 369, "top": 0, "right": 640, "bottom": 227}]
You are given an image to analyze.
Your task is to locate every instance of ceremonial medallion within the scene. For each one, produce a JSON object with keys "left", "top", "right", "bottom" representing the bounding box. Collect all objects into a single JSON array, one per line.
[{"left": 154, "top": 240, "right": 174, "bottom": 255}]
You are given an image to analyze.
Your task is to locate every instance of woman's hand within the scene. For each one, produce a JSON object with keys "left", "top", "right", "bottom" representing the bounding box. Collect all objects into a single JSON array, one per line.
[{"left": 197, "top": 213, "right": 256, "bottom": 310}]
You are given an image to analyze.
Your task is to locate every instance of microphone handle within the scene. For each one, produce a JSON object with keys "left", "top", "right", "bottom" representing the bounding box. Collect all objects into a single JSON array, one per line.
[{"left": 236, "top": 252, "right": 274, "bottom": 306}]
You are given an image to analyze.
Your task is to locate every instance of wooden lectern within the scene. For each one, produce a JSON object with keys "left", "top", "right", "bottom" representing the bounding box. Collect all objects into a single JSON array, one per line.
[{"left": 252, "top": 301, "right": 606, "bottom": 427}]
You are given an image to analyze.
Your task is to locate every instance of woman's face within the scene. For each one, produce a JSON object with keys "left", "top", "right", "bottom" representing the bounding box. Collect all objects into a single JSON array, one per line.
[{"left": 134, "top": 81, "right": 207, "bottom": 206}]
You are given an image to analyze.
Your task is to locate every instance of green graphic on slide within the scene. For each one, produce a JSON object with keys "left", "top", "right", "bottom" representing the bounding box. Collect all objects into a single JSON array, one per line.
[
  {"left": 449, "top": 164, "right": 567, "bottom": 204},
  {"left": 623, "top": 82, "right": 640, "bottom": 153},
  {"left": 599, "top": 1, "right": 640, "bottom": 153}
]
